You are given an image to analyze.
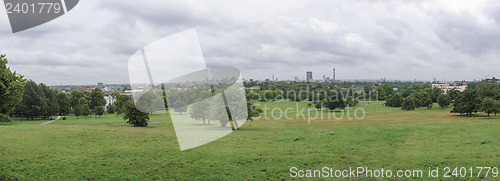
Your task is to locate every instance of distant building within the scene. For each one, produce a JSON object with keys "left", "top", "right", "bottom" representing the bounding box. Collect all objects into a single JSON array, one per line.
[
  {"left": 432, "top": 83, "right": 467, "bottom": 93},
  {"left": 104, "top": 95, "right": 115, "bottom": 111},
  {"left": 306, "top": 71, "right": 313, "bottom": 82},
  {"left": 249, "top": 79, "right": 254, "bottom": 82},
  {"left": 482, "top": 76, "right": 498, "bottom": 83},
  {"left": 453, "top": 81, "right": 469, "bottom": 87},
  {"left": 294, "top": 76, "right": 300, "bottom": 82},
  {"left": 265, "top": 79, "right": 270, "bottom": 83},
  {"left": 97, "top": 82, "right": 104, "bottom": 89},
  {"left": 333, "top": 68, "right": 336, "bottom": 82}
]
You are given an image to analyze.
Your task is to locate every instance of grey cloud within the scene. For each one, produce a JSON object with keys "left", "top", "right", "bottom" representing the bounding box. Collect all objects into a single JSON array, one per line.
[{"left": 1, "top": 0, "right": 499, "bottom": 84}]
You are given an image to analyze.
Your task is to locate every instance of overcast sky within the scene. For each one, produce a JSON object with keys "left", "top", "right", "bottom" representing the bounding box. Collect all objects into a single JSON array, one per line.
[{"left": 1, "top": 0, "right": 499, "bottom": 85}]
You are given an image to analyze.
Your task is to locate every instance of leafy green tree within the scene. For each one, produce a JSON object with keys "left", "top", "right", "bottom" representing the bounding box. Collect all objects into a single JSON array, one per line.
[
  {"left": 57, "top": 92, "right": 71, "bottom": 115},
  {"left": 246, "top": 100, "right": 262, "bottom": 121},
  {"left": 385, "top": 94, "right": 403, "bottom": 107},
  {"left": 106, "top": 104, "right": 116, "bottom": 114},
  {"left": 493, "top": 100, "right": 500, "bottom": 117},
  {"left": 73, "top": 105, "right": 82, "bottom": 118},
  {"left": 346, "top": 97, "right": 359, "bottom": 107},
  {"left": 447, "top": 89, "right": 461, "bottom": 101},
  {"left": 0, "top": 53, "right": 25, "bottom": 122},
  {"left": 39, "top": 83, "right": 58, "bottom": 119},
  {"left": 69, "top": 90, "right": 84, "bottom": 109},
  {"left": 437, "top": 94, "right": 451, "bottom": 108},
  {"left": 81, "top": 104, "right": 90, "bottom": 117},
  {"left": 325, "top": 96, "right": 345, "bottom": 110},
  {"left": 173, "top": 100, "right": 187, "bottom": 114},
  {"left": 451, "top": 88, "right": 480, "bottom": 116},
  {"left": 314, "top": 100, "right": 323, "bottom": 110},
  {"left": 95, "top": 106, "right": 104, "bottom": 118},
  {"left": 402, "top": 95, "right": 417, "bottom": 110},
  {"left": 135, "top": 91, "right": 161, "bottom": 114},
  {"left": 123, "top": 102, "right": 149, "bottom": 127},
  {"left": 480, "top": 97, "right": 496, "bottom": 118},
  {"left": 114, "top": 94, "right": 130, "bottom": 116},
  {"left": 16, "top": 80, "right": 46, "bottom": 120},
  {"left": 190, "top": 99, "right": 210, "bottom": 125},
  {"left": 430, "top": 87, "right": 443, "bottom": 103},
  {"left": 89, "top": 88, "right": 106, "bottom": 111},
  {"left": 374, "top": 86, "right": 386, "bottom": 100}
]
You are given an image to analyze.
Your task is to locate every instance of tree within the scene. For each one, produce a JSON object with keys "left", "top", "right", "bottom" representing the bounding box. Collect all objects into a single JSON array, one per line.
[
  {"left": 89, "top": 88, "right": 106, "bottom": 111},
  {"left": 493, "top": 100, "right": 500, "bottom": 117},
  {"left": 374, "top": 86, "right": 386, "bottom": 100},
  {"left": 123, "top": 102, "right": 149, "bottom": 127},
  {"left": 95, "top": 106, "right": 104, "bottom": 118},
  {"left": 246, "top": 100, "right": 262, "bottom": 121},
  {"left": 69, "top": 90, "right": 84, "bottom": 109},
  {"left": 346, "top": 96, "right": 359, "bottom": 107},
  {"left": 173, "top": 100, "right": 187, "bottom": 114},
  {"left": 73, "top": 105, "right": 82, "bottom": 118},
  {"left": 57, "top": 92, "right": 71, "bottom": 115},
  {"left": 135, "top": 91, "right": 162, "bottom": 114},
  {"left": 190, "top": 99, "right": 210, "bottom": 125},
  {"left": 16, "top": 80, "right": 46, "bottom": 120},
  {"left": 325, "top": 96, "right": 345, "bottom": 111},
  {"left": 80, "top": 103, "right": 90, "bottom": 117},
  {"left": 451, "top": 88, "right": 480, "bottom": 116},
  {"left": 385, "top": 94, "right": 403, "bottom": 107},
  {"left": 106, "top": 104, "right": 116, "bottom": 114},
  {"left": 480, "top": 97, "right": 496, "bottom": 118},
  {"left": 114, "top": 94, "right": 130, "bottom": 116},
  {"left": 0, "top": 53, "right": 25, "bottom": 122},
  {"left": 430, "top": 87, "right": 443, "bottom": 103},
  {"left": 437, "top": 94, "right": 451, "bottom": 108},
  {"left": 314, "top": 100, "right": 322, "bottom": 110},
  {"left": 447, "top": 89, "right": 461, "bottom": 101},
  {"left": 39, "top": 83, "right": 58, "bottom": 119},
  {"left": 402, "top": 95, "right": 417, "bottom": 110}
]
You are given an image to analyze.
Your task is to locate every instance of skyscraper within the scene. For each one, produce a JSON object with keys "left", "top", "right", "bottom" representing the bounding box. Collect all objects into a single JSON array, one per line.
[
  {"left": 306, "top": 71, "right": 313, "bottom": 82},
  {"left": 333, "top": 68, "right": 336, "bottom": 82}
]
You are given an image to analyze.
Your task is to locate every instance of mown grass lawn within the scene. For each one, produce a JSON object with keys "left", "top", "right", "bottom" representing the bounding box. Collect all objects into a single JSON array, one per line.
[{"left": 1, "top": 101, "right": 499, "bottom": 180}]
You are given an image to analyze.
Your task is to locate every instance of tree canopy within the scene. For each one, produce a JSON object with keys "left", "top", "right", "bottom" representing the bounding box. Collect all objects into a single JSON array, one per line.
[{"left": 0, "top": 54, "right": 25, "bottom": 122}]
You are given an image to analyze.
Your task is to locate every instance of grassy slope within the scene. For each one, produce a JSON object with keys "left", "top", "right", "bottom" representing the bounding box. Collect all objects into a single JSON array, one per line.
[{"left": 0, "top": 102, "right": 499, "bottom": 180}]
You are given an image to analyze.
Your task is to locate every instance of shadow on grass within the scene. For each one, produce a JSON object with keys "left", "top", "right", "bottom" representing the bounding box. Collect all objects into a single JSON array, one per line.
[{"left": 450, "top": 113, "right": 496, "bottom": 118}]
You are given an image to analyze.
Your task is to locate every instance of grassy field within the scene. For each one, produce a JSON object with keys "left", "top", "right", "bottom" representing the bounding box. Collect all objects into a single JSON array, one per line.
[{"left": 1, "top": 101, "right": 499, "bottom": 180}]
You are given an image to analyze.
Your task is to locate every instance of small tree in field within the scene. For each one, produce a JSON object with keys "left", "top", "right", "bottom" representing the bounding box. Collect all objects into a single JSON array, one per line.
[
  {"left": 95, "top": 106, "right": 104, "bottom": 118},
  {"left": 402, "top": 95, "right": 417, "bottom": 110},
  {"left": 123, "top": 102, "right": 149, "bottom": 127},
  {"left": 480, "top": 97, "right": 495, "bottom": 118}
]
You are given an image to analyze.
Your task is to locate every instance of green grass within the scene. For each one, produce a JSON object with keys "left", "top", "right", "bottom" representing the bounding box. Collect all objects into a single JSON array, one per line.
[{"left": 1, "top": 101, "right": 499, "bottom": 180}]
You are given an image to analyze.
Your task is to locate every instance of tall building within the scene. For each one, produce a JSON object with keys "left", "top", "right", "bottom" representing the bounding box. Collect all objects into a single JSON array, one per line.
[
  {"left": 333, "top": 68, "right": 336, "bottom": 82},
  {"left": 97, "top": 82, "right": 104, "bottom": 89},
  {"left": 306, "top": 71, "right": 313, "bottom": 82}
]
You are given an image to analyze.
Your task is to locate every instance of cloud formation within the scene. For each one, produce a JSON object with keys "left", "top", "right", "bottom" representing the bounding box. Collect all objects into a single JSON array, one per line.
[{"left": 0, "top": 0, "right": 499, "bottom": 85}]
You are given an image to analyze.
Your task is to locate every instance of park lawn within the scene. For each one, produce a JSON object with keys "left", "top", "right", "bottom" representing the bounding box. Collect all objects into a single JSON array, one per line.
[{"left": 0, "top": 101, "right": 499, "bottom": 180}]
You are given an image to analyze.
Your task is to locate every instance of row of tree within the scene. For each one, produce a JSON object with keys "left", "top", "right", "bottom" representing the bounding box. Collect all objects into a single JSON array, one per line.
[
  {"left": 12, "top": 80, "right": 107, "bottom": 120},
  {"left": 451, "top": 84, "right": 500, "bottom": 117}
]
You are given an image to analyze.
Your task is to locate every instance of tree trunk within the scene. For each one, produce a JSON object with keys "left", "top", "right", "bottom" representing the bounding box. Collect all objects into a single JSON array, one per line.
[{"left": 233, "top": 120, "right": 240, "bottom": 130}]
